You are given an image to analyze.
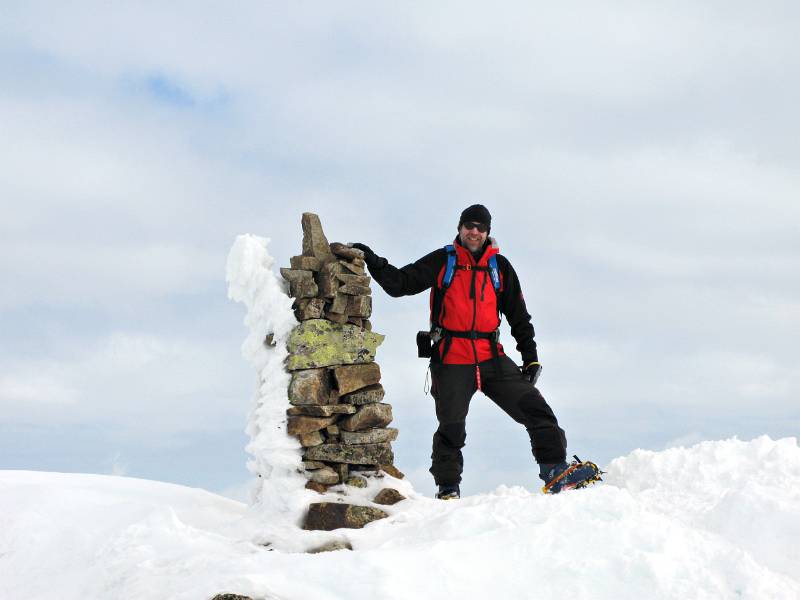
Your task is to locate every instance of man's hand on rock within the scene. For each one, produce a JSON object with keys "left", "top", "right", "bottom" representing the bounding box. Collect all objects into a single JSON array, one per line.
[
  {"left": 349, "top": 243, "right": 385, "bottom": 270},
  {"left": 349, "top": 242, "right": 373, "bottom": 256}
]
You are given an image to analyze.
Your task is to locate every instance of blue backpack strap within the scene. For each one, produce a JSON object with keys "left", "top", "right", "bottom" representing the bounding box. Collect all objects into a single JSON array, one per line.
[
  {"left": 442, "top": 244, "right": 457, "bottom": 288},
  {"left": 488, "top": 254, "right": 501, "bottom": 290}
]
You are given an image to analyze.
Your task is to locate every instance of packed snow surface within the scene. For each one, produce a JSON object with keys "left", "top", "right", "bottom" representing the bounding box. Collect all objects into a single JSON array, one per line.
[{"left": 2, "top": 436, "right": 799, "bottom": 600}]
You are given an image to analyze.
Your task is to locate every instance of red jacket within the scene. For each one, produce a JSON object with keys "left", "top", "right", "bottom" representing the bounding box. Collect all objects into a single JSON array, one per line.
[
  {"left": 429, "top": 239, "right": 503, "bottom": 364},
  {"left": 368, "top": 237, "right": 539, "bottom": 366}
]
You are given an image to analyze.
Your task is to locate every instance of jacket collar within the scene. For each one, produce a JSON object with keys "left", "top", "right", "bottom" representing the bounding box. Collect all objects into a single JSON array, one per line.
[{"left": 453, "top": 237, "right": 499, "bottom": 266}]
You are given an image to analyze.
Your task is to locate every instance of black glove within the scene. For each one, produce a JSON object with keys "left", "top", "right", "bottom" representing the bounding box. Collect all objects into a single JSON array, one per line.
[
  {"left": 349, "top": 243, "right": 385, "bottom": 270},
  {"left": 350, "top": 242, "right": 373, "bottom": 256},
  {"left": 522, "top": 362, "right": 542, "bottom": 385}
]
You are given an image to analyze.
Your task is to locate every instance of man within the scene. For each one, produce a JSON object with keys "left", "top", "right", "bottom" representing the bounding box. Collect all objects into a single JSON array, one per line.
[{"left": 352, "top": 205, "right": 600, "bottom": 499}]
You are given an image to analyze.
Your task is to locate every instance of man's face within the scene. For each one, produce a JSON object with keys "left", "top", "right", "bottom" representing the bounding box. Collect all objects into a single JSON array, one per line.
[{"left": 458, "top": 222, "right": 488, "bottom": 252}]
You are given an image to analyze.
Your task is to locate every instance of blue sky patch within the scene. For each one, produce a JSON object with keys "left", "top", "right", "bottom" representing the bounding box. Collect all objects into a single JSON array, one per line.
[{"left": 145, "top": 74, "right": 197, "bottom": 107}]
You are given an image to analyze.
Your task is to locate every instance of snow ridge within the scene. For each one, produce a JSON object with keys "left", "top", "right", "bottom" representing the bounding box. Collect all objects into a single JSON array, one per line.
[{"left": 2, "top": 436, "right": 799, "bottom": 600}]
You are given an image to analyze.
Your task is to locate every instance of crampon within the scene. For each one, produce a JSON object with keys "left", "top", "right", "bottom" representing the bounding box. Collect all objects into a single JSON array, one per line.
[{"left": 541, "top": 455, "right": 604, "bottom": 494}]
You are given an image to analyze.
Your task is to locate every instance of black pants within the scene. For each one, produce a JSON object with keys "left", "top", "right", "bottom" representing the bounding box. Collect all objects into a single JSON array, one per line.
[{"left": 429, "top": 354, "right": 567, "bottom": 485}]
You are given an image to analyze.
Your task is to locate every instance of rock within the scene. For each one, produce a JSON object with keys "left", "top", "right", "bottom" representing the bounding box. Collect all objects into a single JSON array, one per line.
[
  {"left": 340, "top": 260, "right": 366, "bottom": 275},
  {"left": 303, "top": 460, "right": 326, "bottom": 470},
  {"left": 350, "top": 465, "right": 382, "bottom": 476},
  {"left": 380, "top": 464, "right": 406, "bottom": 479},
  {"left": 211, "top": 594, "right": 254, "bottom": 600},
  {"left": 340, "top": 427, "right": 398, "bottom": 445},
  {"left": 287, "top": 320, "right": 384, "bottom": 370},
  {"left": 289, "top": 279, "right": 319, "bottom": 299},
  {"left": 281, "top": 268, "right": 320, "bottom": 298},
  {"left": 347, "top": 295, "right": 372, "bottom": 317},
  {"left": 294, "top": 297, "right": 325, "bottom": 320},
  {"left": 290, "top": 255, "right": 323, "bottom": 271},
  {"left": 286, "top": 404, "right": 356, "bottom": 417},
  {"left": 330, "top": 243, "right": 365, "bottom": 260},
  {"left": 341, "top": 383, "right": 385, "bottom": 405},
  {"left": 304, "top": 442, "right": 393, "bottom": 465},
  {"left": 303, "top": 502, "right": 388, "bottom": 531},
  {"left": 288, "top": 368, "right": 332, "bottom": 406},
  {"left": 287, "top": 404, "right": 357, "bottom": 417},
  {"left": 336, "top": 274, "right": 371, "bottom": 287},
  {"left": 328, "top": 293, "right": 348, "bottom": 314},
  {"left": 340, "top": 283, "right": 372, "bottom": 296},
  {"left": 333, "top": 363, "right": 382, "bottom": 395},
  {"left": 315, "top": 271, "right": 339, "bottom": 298},
  {"left": 363, "top": 319, "right": 372, "bottom": 331},
  {"left": 345, "top": 475, "right": 368, "bottom": 488},
  {"left": 287, "top": 415, "right": 336, "bottom": 436},
  {"left": 301, "top": 213, "right": 336, "bottom": 262},
  {"left": 325, "top": 311, "right": 349, "bottom": 324},
  {"left": 307, "top": 540, "right": 353, "bottom": 553},
  {"left": 334, "top": 462, "right": 349, "bottom": 482},
  {"left": 339, "top": 403, "right": 393, "bottom": 432},
  {"left": 326, "top": 424, "right": 340, "bottom": 435},
  {"left": 305, "top": 480, "right": 328, "bottom": 494},
  {"left": 373, "top": 488, "right": 406, "bottom": 505},
  {"left": 280, "top": 268, "right": 313, "bottom": 283},
  {"left": 309, "top": 466, "right": 339, "bottom": 484},
  {"left": 298, "top": 430, "right": 324, "bottom": 447},
  {"left": 347, "top": 317, "right": 363, "bottom": 328},
  {"left": 321, "top": 261, "right": 344, "bottom": 276}
]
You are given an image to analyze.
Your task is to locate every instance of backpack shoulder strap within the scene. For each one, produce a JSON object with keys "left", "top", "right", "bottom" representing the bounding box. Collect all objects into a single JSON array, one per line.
[
  {"left": 442, "top": 244, "right": 457, "bottom": 289},
  {"left": 487, "top": 254, "right": 501, "bottom": 291},
  {"left": 431, "top": 244, "right": 456, "bottom": 330}
]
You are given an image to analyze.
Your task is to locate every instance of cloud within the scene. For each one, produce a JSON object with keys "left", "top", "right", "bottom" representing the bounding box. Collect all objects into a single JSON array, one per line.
[
  {"left": 0, "top": 331, "right": 251, "bottom": 435},
  {"left": 0, "top": 1, "right": 798, "bottom": 491},
  {"left": 0, "top": 371, "right": 78, "bottom": 405},
  {"left": 663, "top": 431, "right": 706, "bottom": 450}
]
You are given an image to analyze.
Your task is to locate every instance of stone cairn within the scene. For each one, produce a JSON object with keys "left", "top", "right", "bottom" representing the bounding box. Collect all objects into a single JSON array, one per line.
[{"left": 280, "top": 213, "right": 406, "bottom": 531}]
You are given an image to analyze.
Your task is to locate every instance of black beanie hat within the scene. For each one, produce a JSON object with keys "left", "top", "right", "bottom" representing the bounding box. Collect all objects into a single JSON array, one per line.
[{"left": 458, "top": 204, "right": 492, "bottom": 232}]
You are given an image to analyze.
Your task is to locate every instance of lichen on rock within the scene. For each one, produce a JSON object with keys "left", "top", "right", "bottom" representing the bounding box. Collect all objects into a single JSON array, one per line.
[{"left": 286, "top": 319, "right": 384, "bottom": 370}]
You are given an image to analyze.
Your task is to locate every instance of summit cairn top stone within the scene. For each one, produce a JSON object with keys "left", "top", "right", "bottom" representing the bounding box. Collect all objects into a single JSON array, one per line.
[{"left": 302, "top": 213, "right": 336, "bottom": 263}]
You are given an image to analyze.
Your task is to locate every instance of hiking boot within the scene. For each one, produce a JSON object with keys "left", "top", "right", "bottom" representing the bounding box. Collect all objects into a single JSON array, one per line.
[
  {"left": 540, "top": 456, "right": 603, "bottom": 494},
  {"left": 436, "top": 483, "right": 460, "bottom": 500}
]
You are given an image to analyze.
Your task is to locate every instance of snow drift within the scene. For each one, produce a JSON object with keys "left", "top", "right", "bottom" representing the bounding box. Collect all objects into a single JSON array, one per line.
[{"left": 2, "top": 436, "right": 799, "bottom": 600}]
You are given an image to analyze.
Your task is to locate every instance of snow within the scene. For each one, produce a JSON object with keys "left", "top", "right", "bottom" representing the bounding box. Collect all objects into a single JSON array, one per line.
[
  {"left": 7, "top": 237, "right": 791, "bottom": 598},
  {"left": 225, "top": 234, "right": 308, "bottom": 526},
  {"left": 2, "top": 436, "right": 800, "bottom": 599}
]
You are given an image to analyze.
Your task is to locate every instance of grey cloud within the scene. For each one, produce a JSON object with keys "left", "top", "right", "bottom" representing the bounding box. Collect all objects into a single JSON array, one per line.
[{"left": 0, "top": 332, "right": 251, "bottom": 434}]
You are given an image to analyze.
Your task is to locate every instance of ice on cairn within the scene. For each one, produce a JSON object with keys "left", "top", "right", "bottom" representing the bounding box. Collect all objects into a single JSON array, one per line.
[{"left": 226, "top": 213, "right": 412, "bottom": 534}]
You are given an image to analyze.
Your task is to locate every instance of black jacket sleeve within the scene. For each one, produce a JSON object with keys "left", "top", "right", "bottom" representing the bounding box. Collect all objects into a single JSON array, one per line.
[
  {"left": 496, "top": 255, "right": 539, "bottom": 365},
  {"left": 366, "top": 248, "right": 445, "bottom": 297}
]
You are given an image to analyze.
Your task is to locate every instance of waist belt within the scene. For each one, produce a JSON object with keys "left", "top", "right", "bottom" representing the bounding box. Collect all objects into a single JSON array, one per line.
[
  {"left": 439, "top": 328, "right": 499, "bottom": 341},
  {"left": 432, "top": 326, "right": 501, "bottom": 364},
  {"left": 432, "top": 326, "right": 501, "bottom": 390}
]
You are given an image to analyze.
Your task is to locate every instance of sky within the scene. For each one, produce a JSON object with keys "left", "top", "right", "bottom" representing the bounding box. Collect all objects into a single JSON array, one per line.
[{"left": 1, "top": 1, "right": 798, "bottom": 499}]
